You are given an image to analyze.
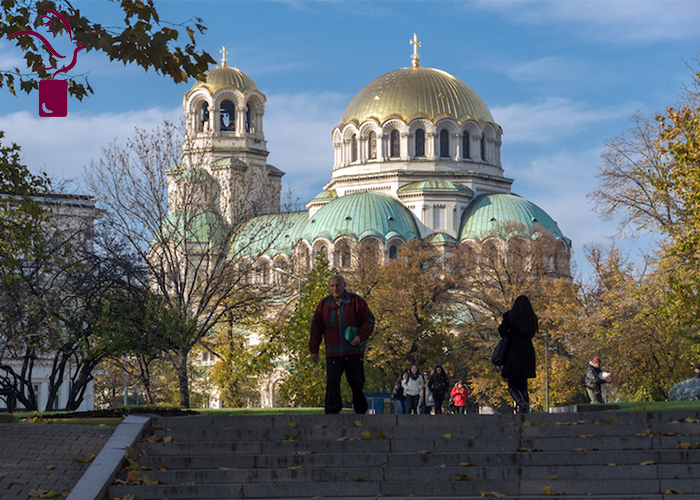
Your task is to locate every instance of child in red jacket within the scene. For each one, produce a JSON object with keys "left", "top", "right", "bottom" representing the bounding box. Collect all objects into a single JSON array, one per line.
[{"left": 451, "top": 380, "right": 469, "bottom": 414}]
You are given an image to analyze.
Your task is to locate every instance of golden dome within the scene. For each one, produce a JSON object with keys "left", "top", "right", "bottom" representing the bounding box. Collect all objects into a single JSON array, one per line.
[
  {"left": 339, "top": 66, "right": 494, "bottom": 128},
  {"left": 190, "top": 65, "right": 258, "bottom": 95}
]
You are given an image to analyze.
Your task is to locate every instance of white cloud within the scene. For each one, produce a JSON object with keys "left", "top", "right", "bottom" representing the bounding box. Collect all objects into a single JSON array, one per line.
[
  {"left": 476, "top": 0, "right": 700, "bottom": 43},
  {"left": 264, "top": 91, "right": 347, "bottom": 204},
  {"left": 500, "top": 56, "right": 586, "bottom": 83},
  {"left": 0, "top": 107, "right": 181, "bottom": 190},
  {"left": 492, "top": 98, "right": 634, "bottom": 143}
]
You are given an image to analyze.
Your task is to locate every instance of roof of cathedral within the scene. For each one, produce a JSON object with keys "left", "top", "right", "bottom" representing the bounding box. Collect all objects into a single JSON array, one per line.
[
  {"left": 232, "top": 211, "right": 310, "bottom": 258},
  {"left": 459, "top": 194, "right": 570, "bottom": 245},
  {"left": 190, "top": 65, "right": 259, "bottom": 95},
  {"left": 308, "top": 190, "right": 338, "bottom": 203},
  {"left": 302, "top": 191, "right": 420, "bottom": 243},
  {"left": 338, "top": 66, "right": 495, "bottom": 129},
  {"left": 397, "top": 180, "right": 474, "bottom": 196},
  {"left": 159, "top": 210, "right": 226, "bottom": 246}
]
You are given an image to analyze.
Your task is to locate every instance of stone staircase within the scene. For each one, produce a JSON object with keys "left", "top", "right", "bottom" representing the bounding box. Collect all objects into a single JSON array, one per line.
[{"left": 107, "top": 409, "right": 700, "bottom": 499}]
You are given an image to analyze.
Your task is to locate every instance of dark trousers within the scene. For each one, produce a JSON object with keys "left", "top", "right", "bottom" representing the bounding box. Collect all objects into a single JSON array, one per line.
[
  {"left": 434, "top": 392, "right": 446, "bottom": 413},
  {"left": 405, "top": 394, "right": 420, "bottom": 414},
  {"left": 325, "top": 354, "right": 367, "bottom": 414}
]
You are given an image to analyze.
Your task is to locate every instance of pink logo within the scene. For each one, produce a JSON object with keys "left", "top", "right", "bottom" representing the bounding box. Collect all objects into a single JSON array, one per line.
[{"left": 8, "top": 9, "right": 86, "bottom": 117}]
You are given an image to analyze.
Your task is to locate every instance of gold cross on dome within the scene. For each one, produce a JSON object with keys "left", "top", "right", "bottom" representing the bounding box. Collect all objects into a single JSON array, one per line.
[
  {"left": 410, "top": 33, "right": 421, "bottom": 68},
  {"left": 220, "top": 44, "right": 228, "bottom": 67}
]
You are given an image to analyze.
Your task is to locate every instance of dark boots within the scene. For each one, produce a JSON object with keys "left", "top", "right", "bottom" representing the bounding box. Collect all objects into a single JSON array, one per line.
[{"left": 509, "top": 388, "right": 530, "bottom": 414}]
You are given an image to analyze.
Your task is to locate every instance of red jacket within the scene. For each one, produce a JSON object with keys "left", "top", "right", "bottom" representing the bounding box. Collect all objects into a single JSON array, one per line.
[
  {"left": 310, "top": 292, "right": 374, "bottom": 357},
  {"left": 451, "top": 384, "right": 468, "bottom": 407}
]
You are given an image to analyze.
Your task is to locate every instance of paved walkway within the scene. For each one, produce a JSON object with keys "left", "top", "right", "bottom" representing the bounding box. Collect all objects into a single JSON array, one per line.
[{"left": 0, "top": 423, "right": 113, "bottom": 500}]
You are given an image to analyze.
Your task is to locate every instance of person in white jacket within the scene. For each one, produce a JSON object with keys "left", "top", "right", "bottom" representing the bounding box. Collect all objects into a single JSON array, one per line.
[{"left": 402, "top": 365, "right": 424, "bottom": 414}]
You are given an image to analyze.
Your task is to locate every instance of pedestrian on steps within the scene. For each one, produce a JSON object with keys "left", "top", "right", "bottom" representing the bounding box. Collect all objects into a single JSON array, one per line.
[
  {"left": 498, "top": 295, "right": 538, "bottom": 414},
  {"left": 450, "top": 380, "right": 469, "bottom": 414},
  {"left": 401, "top": 365, "right": 424, "bottom": 414},
  {"left": 391, "top": 371, "right": 407, "bottom": 414},
  {"left": 310, "top": 274, "right": 375, "bottom": 414},
  {"left": 428, "top": 365, "right": 450, "bottom": 414}
]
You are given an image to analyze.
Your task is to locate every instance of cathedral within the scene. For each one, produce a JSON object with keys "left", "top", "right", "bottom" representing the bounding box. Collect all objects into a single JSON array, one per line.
[{"left": 170, "top": 36, "right": 571, "bottom": 286}]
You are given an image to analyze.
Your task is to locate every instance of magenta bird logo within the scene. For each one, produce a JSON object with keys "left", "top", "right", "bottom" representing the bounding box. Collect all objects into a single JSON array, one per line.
[{"left": 8, "top": 9, "right": 86, "bottom": 117}]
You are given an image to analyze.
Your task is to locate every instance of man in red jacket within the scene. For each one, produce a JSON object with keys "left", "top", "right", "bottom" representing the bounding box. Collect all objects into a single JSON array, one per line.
[{"left": 310, "top": 274, "right": 375, "bottom": 414}]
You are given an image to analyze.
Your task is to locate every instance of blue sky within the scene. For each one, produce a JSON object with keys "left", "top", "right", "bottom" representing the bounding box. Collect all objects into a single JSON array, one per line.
[{"left": 1, "top": 0, "right": 699, "bottom": 281}]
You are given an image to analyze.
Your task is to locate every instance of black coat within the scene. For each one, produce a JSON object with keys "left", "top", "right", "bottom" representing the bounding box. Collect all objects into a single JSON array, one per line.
[{"left": 498, "top": 310, "right": 537, "bottom": 379}]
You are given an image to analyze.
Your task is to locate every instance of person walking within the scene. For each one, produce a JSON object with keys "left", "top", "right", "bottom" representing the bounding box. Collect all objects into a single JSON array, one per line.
[
  {"left": 401, "top": 365, "right": 424, "bottom": 414},
  {"left": 694, "top": 363, "right": 700, "bottom": 379},
  {"left": 310, "top": 274, "right": 375, "bottom": 414},
  {"left": 391, "top": 371, "right": 407, "bottom": 414},
  {"left": 428, "top": 365, "right": 450, "bottom": 414},
  {"left": 450, "top": 380, "right": 468, "bottom": 414},
  {"left": 584, "top": 356, "right": 609, "bottom": 404},
  {"left": 419, "top": 370, "right": 435, "bottom": 414},
  {"left": 499, "top": 295, "right": 538, "bottom": 414}
]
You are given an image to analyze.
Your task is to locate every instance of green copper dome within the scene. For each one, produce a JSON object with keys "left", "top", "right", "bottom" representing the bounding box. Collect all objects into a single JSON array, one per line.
[
  {"left": 158, "top": 210, "right": 226, "bottom": 246},
  {"left": 232, "top": 211, "right": 310, "bottom": 258},
  {"left": 303, "top": 191, "right": 420, "bottom": 243},
  {"left": 459, "top": 194, "right": 570, "bottom": 245}
]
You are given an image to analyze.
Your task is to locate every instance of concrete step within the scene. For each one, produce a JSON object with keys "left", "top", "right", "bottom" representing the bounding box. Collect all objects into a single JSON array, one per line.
[{"left": 106, "top": 411, "right": 700, "bottom": 499}]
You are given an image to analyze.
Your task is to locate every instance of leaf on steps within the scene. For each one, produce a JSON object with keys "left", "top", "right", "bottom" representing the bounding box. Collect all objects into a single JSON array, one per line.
[
  {"left": 283, "top": 434, "right": 300, "bottom": 441},
  {"left": 314, "top": 424, "right": 327, "bottom": 428},
  {"left": 287, "top": 421, "right": 298, "bottom": 428},
  {"left": 677, "top": 442, "right": 700, "bottom": 449},
  {"left": 379, "top": 463, "right": 390, "bottom": 467},
  {"left": 606, "top": 463, "right": 616, "bottom": 466},
  {"left": 353, "top": 419, "right": 364, "bottom": 427},
  {"left": 163, "top": 436, "right": 173, "bottom": 443},
  {"left": 361, "top": 431, "right": 371, "bottom": 440},
  {"left": 549, "top": 474, "right": 562, "bottom": 480},
  {"left": 443, "top": 433, "right": 453, "bottom": 439},
  {"left": 149, "top": 424, "right": 166, "bottom": 430},
  {"left": 522, "top": 421, "right": 532, "bottom": 426},
  {"left": 59, "top": 488, "right": 71, "bottom": 497},
  {"left": 635, "top": 429, "right": 653, "bottom": 437},
  {"left": 293, "top": 451, "right": 316, "bottom": 455},
  {"left": 45, "top": 465, "right": 55, "bottom": 470},
  {"left": 639, "top": 460, "right": 657, "bottom": 466},
  {"left": 665, "top": 489, "right": 683, "bottom": 494},
  {"left": 594, "top": 418, "right": 614, "bottom": 425},
  {"left": 288, "top": 466, "right": 303, "bottom": 469},
  {"left": 181, "top": 481, "right": 196, "bottom": 485},
  {"left": 73, "top": 454, "right": 96, "bottom": 463},
  {"left": 459, "top": 462, "right": 476, "bottom": 467},
  {"left": 574, "top": 433, "right": 594, "bottom": 438},
  {"left": 516, "top": 447, "right": 530, "bottom": 452},
  {"left": 125, "top": 447, "right": 140, "bottom": 461},
  {"left": 354, "top": 475, "right": 367, "bottom": 481},
  {"left": 542, "top": 485, "right": 563, "bottom": 496},
  {"left": 377, "top": 432, "right": 386, "bottom": 440},
  {"left": 455, "top": 474, "right": 473, "bottom": 481},
  {"left": 480, "top": 491, "right": 506, "bottom": 497},
  {"left": 337, "top": 437, "right": 349, "bottom": 441},
  {"left": 571, "top": 448, "right": 586, "bottom": 452}
]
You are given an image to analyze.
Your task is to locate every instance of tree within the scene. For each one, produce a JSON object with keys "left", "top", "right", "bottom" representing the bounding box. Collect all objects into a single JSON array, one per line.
[
  {"left": 84, "top": 120, "right": 286, "bottom": 407},
  {"left": 1, "top": 0, "right": 214, "bottom": 100}
]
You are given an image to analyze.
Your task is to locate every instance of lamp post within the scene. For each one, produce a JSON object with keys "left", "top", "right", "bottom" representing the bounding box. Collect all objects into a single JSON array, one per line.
[
  {"left": 273, "top": 267, "right": 302, "bottom": 299},
  {"left": 542, "top": 332, "right": 551, "bottom": 412}
]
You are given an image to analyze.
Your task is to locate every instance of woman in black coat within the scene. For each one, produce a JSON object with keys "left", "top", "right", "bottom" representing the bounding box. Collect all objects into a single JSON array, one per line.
[{"left": 498, "top": 295, "right": 537, "bottom": 413}]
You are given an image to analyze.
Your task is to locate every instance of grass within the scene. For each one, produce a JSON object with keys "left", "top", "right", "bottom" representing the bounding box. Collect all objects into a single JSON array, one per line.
[
  {"left": 194, "top": 407, "right": 325, "bottom": 416},
  {"left": 601, "top": 400, "right": 700, "bottom": 412}
]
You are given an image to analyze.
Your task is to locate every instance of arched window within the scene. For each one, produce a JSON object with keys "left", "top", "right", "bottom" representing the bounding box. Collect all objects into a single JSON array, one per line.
[
  {"left": 390, "top": 130, "right": 400, "bottom": 158},
  {"left": 351, "top": 135, "right": 358, "bottom": 162},
  {"left": 462, "top": 131, "right": 470, "bottom": 159},
  {"left": 219, "top": 100, "right": 235, "bottom": 131},
  {"left": 197, "top": 102, "right": 209, "bottom": 132},
  {"left": 480, "top": 136, "right": 486, "bottom": 161},
  {"left": 368, "top": 131, "right": 377, "bottom": 159},
  {"left": 246, "top": 103, "right": 254, "bottom": 133},
  {"left": 415, "top": 129, "right": 425, "bottom": 157},
  {"left": 389, "top": 245, "right": 397, "bottom": 259},
  {"left": 320, "top": 246, "right": 327, "bottom": 255},
  {"left": 440, "top": 129, "right": 450, "bottom": 158},
  {"left": 341, "top": 250, "right": 351, "bottom": 268}
]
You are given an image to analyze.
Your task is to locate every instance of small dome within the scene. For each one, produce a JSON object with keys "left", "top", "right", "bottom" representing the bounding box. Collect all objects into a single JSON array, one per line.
[
  {"left": 159, "top": 210, "right": 226, "bottom": 246},
  {"left": 303, "top": 191, "right": 420, "bottom": 243},
  {"left": 397, "top": 180, "right": 474, "bottom": 196},
  {"left": 190, "top": 65, "right": 258, "bottom": 95},
  {"left": 339, "top": 67, "right": 494, "bottom": 129},
  {"left": 459, "top": 194, "right": 570, "bottom": 244}
]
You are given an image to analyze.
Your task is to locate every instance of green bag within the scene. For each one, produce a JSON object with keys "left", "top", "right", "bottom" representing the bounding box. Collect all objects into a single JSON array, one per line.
[{"left": 344, "top": 326, "right": 359, "bottom": 343}]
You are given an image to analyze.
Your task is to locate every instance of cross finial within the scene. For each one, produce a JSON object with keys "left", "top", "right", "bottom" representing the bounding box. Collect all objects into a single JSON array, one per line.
[
  {"left": 220, "top": 44, "right": 228, "bottom": 67},
  {"left": 410, "top": 32, "right": 421, "bottom": 68}
]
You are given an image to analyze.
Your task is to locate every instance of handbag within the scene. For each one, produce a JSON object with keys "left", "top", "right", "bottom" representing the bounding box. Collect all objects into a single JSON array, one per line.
[{"left": 491, "top": 337, "right": 508, "bottom": 366}]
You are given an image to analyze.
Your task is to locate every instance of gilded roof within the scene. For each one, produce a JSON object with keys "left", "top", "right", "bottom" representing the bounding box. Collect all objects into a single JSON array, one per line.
[
  {"left": 459, "top": 194, "right": 570, "bottom": 245},
  {"left": 190, "top": 65, "right": 258, "bottom": 95},
  {"left": 339, "top": 67, "right": 494, "bottom": 128}
]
